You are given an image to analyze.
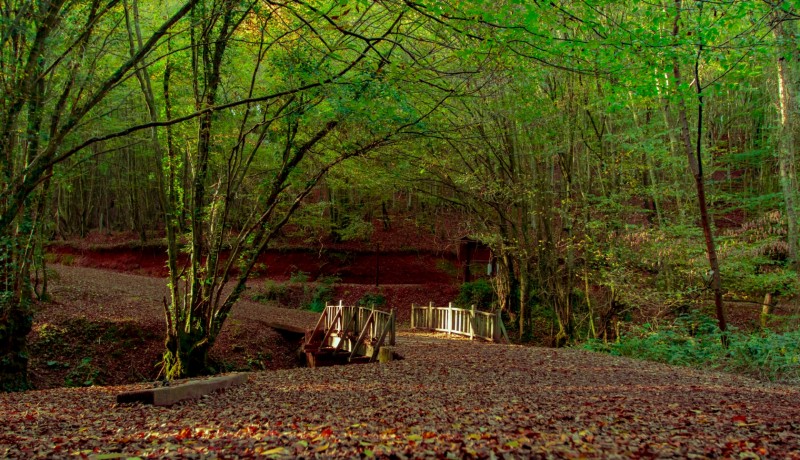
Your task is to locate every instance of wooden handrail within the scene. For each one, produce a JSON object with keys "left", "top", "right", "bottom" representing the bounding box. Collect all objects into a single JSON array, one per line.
[
  {"left": 369, "top": 309, "right": 394, "bottom": 363},
  {"left": 411, "top": 303, "right": 507, "bottom": 343},
  {"left": 349, "top": 309, "right": 376, "bottom": 361},
  {"left": 305, "top": 303, "right": 398, "bottom": 366}
]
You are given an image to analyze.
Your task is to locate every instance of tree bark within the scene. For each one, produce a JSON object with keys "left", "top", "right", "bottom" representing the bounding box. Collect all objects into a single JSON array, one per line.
[
  {"left": 774, "top": 12, "right": 799, "bottom": 268},
  {"left": 671, "top": 0, "right": 726, "bottom": 333}
]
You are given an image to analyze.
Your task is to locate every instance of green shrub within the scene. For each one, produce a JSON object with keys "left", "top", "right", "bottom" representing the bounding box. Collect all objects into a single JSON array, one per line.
[
  {"left": 307, "top": 285, "right": 332, "bottom": 313},
  {"left": 357, "top": 292, "right": 386, "bottom": 308},
  {"left": 65, "top": 357, "right": 102, "bottom": 387},
  {"left": 455, "top": 279, "right": 495, "bottom": 309},
  {"left": 728, "top": 330, "right": 800, "bottom": 382},
  {"left": 584, "top": 312, "right": 800, "bottom": 383},
  {"left": 252, "top": 280, "right": 290, "bottom": 304},
  {"left": 304, "top": 275, "right": 339, "bottom": 313},
  {"left": 290, "top": 270, "right": 310, "bottom": 283}
]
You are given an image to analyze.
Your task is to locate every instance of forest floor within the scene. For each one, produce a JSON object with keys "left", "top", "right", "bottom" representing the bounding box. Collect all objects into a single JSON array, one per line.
[
  {"left": 27, "top": 264, "right": 458, "bottom": 390},
  {"left": 4, "top": 265, "right": 800, "bottom": 457}
]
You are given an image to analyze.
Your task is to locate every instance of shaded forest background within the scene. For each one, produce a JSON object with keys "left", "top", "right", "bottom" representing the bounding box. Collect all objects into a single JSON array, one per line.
[{"left": 2, "top": 0, "right": 800, "bottom": 389}]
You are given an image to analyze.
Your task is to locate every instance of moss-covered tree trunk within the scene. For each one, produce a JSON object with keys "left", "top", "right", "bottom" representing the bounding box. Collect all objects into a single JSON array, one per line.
[{"left": 162, "top": 320, "right": 214, "bottom": 380}]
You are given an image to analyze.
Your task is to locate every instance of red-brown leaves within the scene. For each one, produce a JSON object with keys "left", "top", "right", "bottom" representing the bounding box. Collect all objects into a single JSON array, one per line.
[{"left": 6, "top": 266, "right": 800, "bottom": 458}]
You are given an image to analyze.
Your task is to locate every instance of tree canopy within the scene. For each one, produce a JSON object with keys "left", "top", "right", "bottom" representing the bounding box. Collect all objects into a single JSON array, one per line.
[{"left": 2, "top": 0, "right": 799, "bottom": 388}]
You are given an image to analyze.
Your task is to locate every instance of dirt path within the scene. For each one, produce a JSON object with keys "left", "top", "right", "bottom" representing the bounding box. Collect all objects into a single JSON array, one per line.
[
  {"left": 47, "top": 265, "right": 320, "bottom": 327},
  {"left": 5, "top": 266, "right": 799, "bottom": 457}
]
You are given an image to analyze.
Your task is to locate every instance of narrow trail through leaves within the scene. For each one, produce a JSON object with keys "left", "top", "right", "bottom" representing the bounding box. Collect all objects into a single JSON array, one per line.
[{"left": 3, "top": 267, "right": 800, "bottom": 458}]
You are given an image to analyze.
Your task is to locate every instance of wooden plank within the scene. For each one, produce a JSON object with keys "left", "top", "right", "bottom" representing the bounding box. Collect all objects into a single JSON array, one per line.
[
  {"left": 469, "top": 305, "right": 475, "bottom": 340},
  {"left": 389, "top": 309, "right": 396, "bottom": 346},
  {"left": 334, "top": 310, "right": 358, "bottom": 352},
  {"left": 261, "top": 321, "right": 306, "bottom": 334},
  {"left": 349, "top": 310, "right": 375, "bottom": 361},
  {"left": 499, "top": 315, "right": 510, "bottom": 343},
  {"left": 117, "top": 373, "right": 249, "bottom": 406},
  {"left": 320, "top": 307, "right": 343, "bottom": 348},
  {"left": 306, "top": 306, "right": 329, "bottom": 346},
  {"left": 368, "top": 317, "right": 393, "bottom": 363}
]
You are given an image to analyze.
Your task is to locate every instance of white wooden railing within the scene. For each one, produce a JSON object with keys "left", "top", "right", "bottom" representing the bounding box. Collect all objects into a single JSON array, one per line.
[
  {"left": 322, "top": 301, "right": 396, "bottom": 348},
  {"left": 411, "top": 302, "right": 508, "bottom": 343},
  {"left": 304, "top": 302, "right": 396, "bottom": 367}
]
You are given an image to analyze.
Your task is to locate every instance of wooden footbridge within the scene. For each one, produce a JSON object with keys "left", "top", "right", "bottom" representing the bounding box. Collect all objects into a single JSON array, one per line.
[
  {"left": 302, "top": 302, "right": 396, "bottom": 367},
  {"left": 255, "top": 300, "right": 507, "bottom": 368}
]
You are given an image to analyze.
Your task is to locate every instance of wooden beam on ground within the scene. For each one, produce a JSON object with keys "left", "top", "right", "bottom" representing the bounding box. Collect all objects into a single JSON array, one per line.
[
  {"left": 116, "top": 373, "right": 249, "bottom": 406},
  {"left": 262, "top": 321, "right": 307, "bottom": 334}
]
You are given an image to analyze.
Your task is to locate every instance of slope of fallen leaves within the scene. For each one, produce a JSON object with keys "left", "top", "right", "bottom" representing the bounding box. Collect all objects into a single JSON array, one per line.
[
  {"left": 28, "top": 265, "right": 307, "bottom": 389},
  {"left": 5, "top": 341, "right": 800, "bottom": 457},
  {"left": 7, "top": 266, "right": 800, "bottom": 458}
]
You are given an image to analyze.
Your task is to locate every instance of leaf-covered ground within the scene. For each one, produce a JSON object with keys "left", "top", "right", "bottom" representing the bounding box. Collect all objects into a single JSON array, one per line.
[
  {"left": 3, "top": 334, "right": 800, "bottom": 458},
  {"left": 27, "top": 266, "right": 308, "bottom": 389},
  {"left": 28, "top": 265, "right": 457, "bottom": 389},
  {"left": 6, "top": 334, "right": 800, "bottom": 456},
  {"left": 6, "top": 266, "right": 800, "bottom": 458}
]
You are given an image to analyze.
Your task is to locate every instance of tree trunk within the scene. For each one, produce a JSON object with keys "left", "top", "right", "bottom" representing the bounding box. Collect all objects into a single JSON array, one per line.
[
  {"left": 0, "top": 294, "right": 33, "bottom": 391},
  {"left": 671, "top": 0, "right": 726, "bottom": 333},
  {"left": 774, "top": 13, "right": 799, "bottom": 268},
  {"left": 162, "top": 324, "right": 213, "bottom": 380}
]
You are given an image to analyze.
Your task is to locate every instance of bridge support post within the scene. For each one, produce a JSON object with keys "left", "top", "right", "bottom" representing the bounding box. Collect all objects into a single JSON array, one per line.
[{"left": 378, "top": 346, "right": 395, "bottom": 363}]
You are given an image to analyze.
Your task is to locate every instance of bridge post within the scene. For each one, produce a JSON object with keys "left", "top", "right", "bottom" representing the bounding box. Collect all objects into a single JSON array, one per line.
[
  {"left": 493, "top": 309, "right": 502, "bottom": 342},
  {"left": 378, "top": 346, "right": 395, "bottom": 363},
  {"left": 447, "top": 302, "right": 453, "bottom": 336},
  {"left": 469, "top": 305, "right": 475, "bottom": 340}
]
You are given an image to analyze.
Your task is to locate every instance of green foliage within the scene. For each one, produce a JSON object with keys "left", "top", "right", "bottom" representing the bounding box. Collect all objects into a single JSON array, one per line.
[
  {"left": 722, "top": 260, "right": 798, "bottom": 298},
  {"left": 334, "top": 219, "right": 374, "bottom": 242},
  {"left": 252, "top": 280, "right": 291, "bottom": 305},
  {"left": 65, "top": 357, "right": 102, "bottom": 387},
  {"left": 454, "top": 279, "right": 495, "bottom": 309},
  {"left": 306, "top": 286, "right": 333, "bottom": 313},
  {"left": 36, "top": 323, "right": 68, "bottom": 348},
  {"left": 727, "top": 331, "right": 800, "bottom": 382},
  {"left": 616, "top": 220, "right": 799, "bottom": 312},
  {"left": 357, "top": 292, "right": 386, "bottom": 308},
  {"left": 584, "top": 313, "right": 800, "bottom": 383},
  {"left": 290, "top": 271, "right": 310, "bottom": 283},
  {"left": 304, "top": 276, "right": 339, "bottom": 313}
]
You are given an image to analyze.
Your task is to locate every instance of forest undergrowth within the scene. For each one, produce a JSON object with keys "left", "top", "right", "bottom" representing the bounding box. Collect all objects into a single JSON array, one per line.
[{"left": 584, "top": 312, "right": 800, "bottom": 385}]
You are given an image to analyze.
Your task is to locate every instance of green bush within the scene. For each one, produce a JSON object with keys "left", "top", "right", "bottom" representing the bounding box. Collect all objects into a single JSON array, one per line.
[
  {"left": 357, "top": 292, "right": 386, "bottom": 308},
  {"left": 65, "top": 357, "right": 102, "bottom": 387},
  {"left": 290, "top": 270, "right": 310, "bottom": 283},
  {"left": 252, "top": 280, "right": 290, "bottom": 304},
  {"left": 455, "top": 279, "right": 495, "bottom": 309},
  {"left": 304, "top": 275, "right": 339, "bottom": 313},
  {"left": 584, "top": 312, "right": 800, "bottom": 383},
  {"left": 307, "top": 285, "right": 332, "bottom": 313},
  {"left": 728, "top": 330, "right": 800, "bottom": 382}
]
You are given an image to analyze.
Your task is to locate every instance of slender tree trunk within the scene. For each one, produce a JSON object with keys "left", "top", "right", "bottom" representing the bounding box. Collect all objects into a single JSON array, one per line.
[
  {"left": 672, "top": 0, "right": 726, "bottom": 333},
  {"left": 774, "top": 14, "right": 799, "bottom": 268}
]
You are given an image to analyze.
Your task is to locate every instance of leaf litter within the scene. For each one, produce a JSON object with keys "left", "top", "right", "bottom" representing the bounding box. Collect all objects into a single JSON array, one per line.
[{"left": 3, "top": 266, "right": 800, "bottom": 458}]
